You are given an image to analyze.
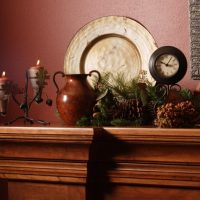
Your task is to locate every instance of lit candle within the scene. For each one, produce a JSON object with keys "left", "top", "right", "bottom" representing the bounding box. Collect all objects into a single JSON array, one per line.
[
  {"left": 0, "top": 71, "right": 10, "bottom": 115},
  {"left": 29, "top": 59, "right": 41, "bottom": 71},
  {"left": 28, "top": 59, "right": 43, "bottom": 97},
  {"left": 0, "top": 71, "right": 9, "bottom": 84},
  {"left": 28, "top": 59, "right": 42, "bottom": 78},
  {"left": 0, "top": 71, "right": 10, "bottom": 92},
  {"left": 0, "top": 71, "right": 10, "bottom": 99}
]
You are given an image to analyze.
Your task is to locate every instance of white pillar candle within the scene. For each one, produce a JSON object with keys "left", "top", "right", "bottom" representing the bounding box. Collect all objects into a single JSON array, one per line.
[
  {"left": 0, "top": 71, "right": 10, "bottom": 115},
  {"left": 0, "top": 71, "right": 9, "bottom": 98},
  {"left": 28, "top": 60, "right": 42, "bottom": 96}
]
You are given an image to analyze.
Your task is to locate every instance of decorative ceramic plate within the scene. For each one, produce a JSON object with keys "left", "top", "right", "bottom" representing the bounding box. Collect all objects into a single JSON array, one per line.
[{"left": 64, "top": 16, "right": 157, "bottom": 85}]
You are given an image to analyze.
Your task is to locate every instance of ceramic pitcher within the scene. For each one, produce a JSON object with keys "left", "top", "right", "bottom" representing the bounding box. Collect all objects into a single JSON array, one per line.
[{"left": 53, "top": 70, "right": 100, "bottom": 125}]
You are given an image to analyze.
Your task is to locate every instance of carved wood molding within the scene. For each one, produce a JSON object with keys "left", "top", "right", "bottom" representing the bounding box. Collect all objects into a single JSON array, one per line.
[
  {"left": 0, "top": 127, "right": 94, "bottom": 143},
  {"left": 0, "top": 127, "right": 200, "bottom": 144},
  {"left": 104, "top": 127, "right": 200, "bottom": 144},
  {"left": 0, "top": 159, "right": 87, "bottom": 184},
  {"left": 0, "top": 127, "right": 200, "bottom": 188},
  {"left": 110, "top": 162, "right": 200, "bottom": 187},
  {"left": 0, "top": 159, "right": 199, "bottom": 187}
]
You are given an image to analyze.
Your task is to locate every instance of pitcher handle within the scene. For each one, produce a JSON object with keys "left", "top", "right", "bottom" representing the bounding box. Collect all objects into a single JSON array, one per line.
[
  {"left": 88, "top": 70, "right": 101, "bottom": 90},
  {"left": 53, "top": 71, "right": 65, "bottom": 94}
]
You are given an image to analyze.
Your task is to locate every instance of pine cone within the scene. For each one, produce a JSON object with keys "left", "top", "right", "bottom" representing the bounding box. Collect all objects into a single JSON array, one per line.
[
  {"left": 155, "top": 101, "right": 197, "bottom": 128},
  {"left": 112, "top": 99, "right": 144, "bottom": 120}
]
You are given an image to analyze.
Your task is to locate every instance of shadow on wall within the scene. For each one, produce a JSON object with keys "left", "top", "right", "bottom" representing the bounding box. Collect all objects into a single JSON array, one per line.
[{"left": 86, "top": 128, "right": 131, "bottom": 200}]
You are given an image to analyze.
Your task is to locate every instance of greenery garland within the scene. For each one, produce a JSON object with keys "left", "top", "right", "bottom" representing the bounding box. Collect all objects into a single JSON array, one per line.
[{"left": 76, "top": 71, "right": 200, "bottom": 127}]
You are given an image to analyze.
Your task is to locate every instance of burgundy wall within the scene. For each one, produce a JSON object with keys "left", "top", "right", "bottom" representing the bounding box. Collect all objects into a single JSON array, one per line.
[{"left": 0, "top": 0, "right": 197, "bottom": 124}]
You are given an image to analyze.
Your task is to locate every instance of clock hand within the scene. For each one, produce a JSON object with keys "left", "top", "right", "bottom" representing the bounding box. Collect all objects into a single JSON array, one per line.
[
  {"left": 160, "top": 61, "right": 167, "bottom": 65},
  {"left": 166, "top": 57, "right": 172, "bottom": 66}
]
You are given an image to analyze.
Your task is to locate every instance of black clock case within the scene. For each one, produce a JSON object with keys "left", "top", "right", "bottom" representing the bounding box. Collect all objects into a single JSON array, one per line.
[{"left": 149, "top": 46, "right": 187, "bottom": 84}]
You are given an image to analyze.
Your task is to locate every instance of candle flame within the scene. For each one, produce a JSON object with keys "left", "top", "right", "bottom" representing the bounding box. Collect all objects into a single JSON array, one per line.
[
  {"left": 2, "top": 71, "right": 6, "bottom": 77},
  {"left": 63, "top": 95, "right": 68, "bottom": 102},
  {"left": 36, "top": 60, "right": 40, "bottom": 66}
]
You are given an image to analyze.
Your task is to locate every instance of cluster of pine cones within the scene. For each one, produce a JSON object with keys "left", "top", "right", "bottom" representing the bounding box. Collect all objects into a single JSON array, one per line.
[
  {"left": 112, "top": 99, "right": 144, "bottom": 120},
  {"left": 93, "top": 96, "right": 146, "bottom": 125},
  {"left": 155, "top": 101, "right": 197, "bottom": 128}
]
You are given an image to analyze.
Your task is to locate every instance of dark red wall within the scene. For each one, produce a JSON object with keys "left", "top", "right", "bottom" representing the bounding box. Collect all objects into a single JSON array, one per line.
[{"left": 0, "top": 0, "right": 197, "bottom": 124}]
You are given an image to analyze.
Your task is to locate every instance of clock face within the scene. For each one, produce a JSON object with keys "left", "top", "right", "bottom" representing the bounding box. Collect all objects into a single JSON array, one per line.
[
  {"left": 155, "top": 54, "right": 179, "bottom": 78},
  {"left": 149, "top": 46, "right": 187, "bottom": 84}
]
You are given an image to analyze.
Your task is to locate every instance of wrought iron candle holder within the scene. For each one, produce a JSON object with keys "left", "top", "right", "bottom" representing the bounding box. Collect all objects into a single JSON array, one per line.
[{"left": 5, "top": 61, "right": 52, "bottom": 125}]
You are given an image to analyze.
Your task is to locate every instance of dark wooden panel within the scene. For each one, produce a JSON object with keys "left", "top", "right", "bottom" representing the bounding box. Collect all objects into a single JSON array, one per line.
[{"left": 0, "top": 180, "right": 8, "bottom": 200}]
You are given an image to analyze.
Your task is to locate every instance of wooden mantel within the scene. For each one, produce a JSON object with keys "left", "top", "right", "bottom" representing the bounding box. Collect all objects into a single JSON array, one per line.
[{"left": 0, "top": 126, "right": 200, "bottom": 200}]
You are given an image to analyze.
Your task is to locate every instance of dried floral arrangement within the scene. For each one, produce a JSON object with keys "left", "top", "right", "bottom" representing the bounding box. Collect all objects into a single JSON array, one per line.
[{"left": 76, "top": 72, "right": 200, "bottom": 128}]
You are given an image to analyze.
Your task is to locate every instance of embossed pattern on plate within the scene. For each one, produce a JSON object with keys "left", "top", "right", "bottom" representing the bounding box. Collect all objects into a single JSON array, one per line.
[{"left": 64, "top": 16, "right": 157, "bottom": 84}]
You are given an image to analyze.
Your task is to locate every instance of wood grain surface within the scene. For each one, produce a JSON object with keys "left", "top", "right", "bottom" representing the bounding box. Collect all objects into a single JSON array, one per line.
[{"left": 0, "top": 126, "right": 200, "bottom": 199}]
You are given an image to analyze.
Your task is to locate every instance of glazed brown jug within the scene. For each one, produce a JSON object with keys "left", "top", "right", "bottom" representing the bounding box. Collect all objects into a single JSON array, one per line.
[{"left": 53, "top": 70, "right": 100, "bottom": 126}]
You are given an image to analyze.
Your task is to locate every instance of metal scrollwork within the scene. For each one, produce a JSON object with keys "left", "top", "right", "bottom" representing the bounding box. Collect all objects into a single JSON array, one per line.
[
  {"left": 153, "top": 83, "right": 182, "bottom": 114},
  {"left": 155, "top": 83, "right": 181, "bottom": 99}
]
